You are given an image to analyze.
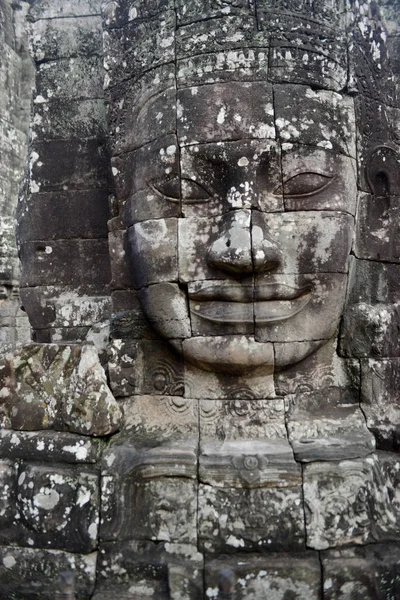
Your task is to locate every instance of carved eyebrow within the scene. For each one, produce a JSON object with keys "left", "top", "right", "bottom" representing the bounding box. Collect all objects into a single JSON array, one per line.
[{"left": 273, "top": 172, "right": 334, "bottom": 197}]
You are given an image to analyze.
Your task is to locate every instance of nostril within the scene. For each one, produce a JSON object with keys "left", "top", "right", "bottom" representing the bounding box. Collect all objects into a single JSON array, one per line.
[{"left": 226, "top": 239, "right": 231, "bottom": 247}]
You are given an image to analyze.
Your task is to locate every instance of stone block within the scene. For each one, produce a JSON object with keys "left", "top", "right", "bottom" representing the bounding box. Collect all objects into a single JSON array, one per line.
[
  {"left": 252, "top": 211, "right": 353, "bottom": 273},
  {"left": 100, "top": 443, "right": 197, "bottom": 541},
  {"left": 184, "top": 358, "right": 275, "bottom": 400},
  {"left": 263, "top": 12, "right": 347, "bottom": 91},
  {"left": 109, "top": 228, "right": 135, "bottom": 290},
  {"left": 274, "top": 338, "right": 360, "bottom": 395},
  {"left": 16, "top": 463, "right": 99, "bottom": 552},
  {"left": 0, "top": 430, "right": 101, "bottom": 464},
  {"left": 199, "top": 439, "right": 301, "bottom": 488},
  {"left": 175, "top": 0, "right": 251, "bottom": 24},
  {"left": 280, "top": 146, "right": 357, "bottom": 214},
  {"left": 117, "top": 395, "right": 198, "bottom": 447},
  {"left": 177, "top": 80, "right": 275, "bottom": 145},
  {"left": 94, "top": 540, "right": 203, "bottom": 600},
  {"left": 138, "top": 283, "right": 191, "bottom": 338},
  {"left": 128, "top": 218, "right": 178, "bottom": 288},
  {"left": 275, "top": 85, "right": 356, "bottom": 157},
  {"left": 287, "top": 402, "right": 375, "bottom": 462},
  {"left": 0, "top": 344, "right": 122, "bottom": 436},
  {"left": 255, "top": 273, "right": 348, "bottom": 343},
  {"left": 339, "top": 303, "right": 400, "bottom": 358},
  {"left": 31, "top": 16, "right": 103, "bottom": 62},
  {"left": 0, "top": 460, "right": 17, "bottom": 528},
  {"left": 102, "top": 0, "right": 175, "bottom": 28},
  {"left": 361, "top": 358, "right": 400, "bottom": 449},
  {"left": 36, "top": 56, "right": 104, "bottom": 101},
  {"left": 106, "top": 64, "right": 176, "bottom": 154},
  {"left": 180, "top": 140, "right": 283, "bottom": 219},
  {"left": 103, "top": 14, "right": 175, "bottom": 89},
  {"left": 111, "top": 290, "right": 156, "bottom": 340},
  {"left": 18, "top": 190, "right": 110, "bottom": 241},
  {"left": 0, "top": 546, "right": 96, "bottom": 599},
  {"left": 199, "top": 484, "right": 305, "bottom": 553},
  {"left": 108, "top": 338, "right": 184, "bottom": 397},
  {"left": 29, "top": 138, "right": 108, "bottom": 193},
  {"left": 304, "top": 452, "right": 400, "bottom": 550},
  {"left": 176, "top": 49, "right": 270, "bottom": 87},
  {"left": 205, "top": 553, "right": 322, "bottom": 600},
  {"left": 19, "top": 285, "right": 111, "bottom": 329},
  {"left": 32, "top": 98, "right": 107, "bottom": 142},
  {"left": 30, "top": 0, "right": 101, "bottom": 20},
  {"left": 116, "top": 134, "right": 180, "bottom": 223},
  {"left": 322, "top": 544, "right": 400, "bottom": 600},
  {"left": 200, "top": 397, "right": 286, "bottom": 441},
  {"left": 356, "top": 193, "right": 400, "bottom": 263},
  {"left": 19, "top": 239, "right": 111, "bottom": 287}
]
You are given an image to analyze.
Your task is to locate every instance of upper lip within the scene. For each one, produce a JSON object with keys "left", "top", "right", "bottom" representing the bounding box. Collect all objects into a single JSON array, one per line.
[{"left": 188, "top": 283, "right": 313, "bottom": 324}]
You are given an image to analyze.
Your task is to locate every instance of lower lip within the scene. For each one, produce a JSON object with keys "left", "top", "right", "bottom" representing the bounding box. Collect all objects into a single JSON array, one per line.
[{"left": 191, "top": 291, "right": 312, "bottom": 324}]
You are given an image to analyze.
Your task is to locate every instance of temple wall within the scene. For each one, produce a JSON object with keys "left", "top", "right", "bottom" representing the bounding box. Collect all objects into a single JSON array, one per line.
[
  {"left": 0, "top": 0, "right": 31, "bottom": 346},
  {"left": 17, "top": 0, "right": 112, "bottom": 354}
]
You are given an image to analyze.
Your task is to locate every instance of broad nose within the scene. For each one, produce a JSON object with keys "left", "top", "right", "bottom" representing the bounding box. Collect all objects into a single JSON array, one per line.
[{"left": 207, "top": 209, "right": 281, "bottom": 276}]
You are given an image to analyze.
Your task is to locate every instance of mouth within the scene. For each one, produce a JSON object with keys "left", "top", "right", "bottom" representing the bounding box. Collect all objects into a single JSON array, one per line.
[{"left": 189, "top": 283, "right": 312, "bottom": 324}]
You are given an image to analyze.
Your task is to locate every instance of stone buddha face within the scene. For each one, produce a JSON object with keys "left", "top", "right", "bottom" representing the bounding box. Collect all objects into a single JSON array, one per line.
[{"left": 126, "top": 80, "right": 357, "bottom": 374}]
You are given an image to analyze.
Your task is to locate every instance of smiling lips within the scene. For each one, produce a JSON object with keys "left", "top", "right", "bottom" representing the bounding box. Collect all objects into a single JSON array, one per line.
[{"left": 189, "top": 283, "right": 312, "bottom": 324}]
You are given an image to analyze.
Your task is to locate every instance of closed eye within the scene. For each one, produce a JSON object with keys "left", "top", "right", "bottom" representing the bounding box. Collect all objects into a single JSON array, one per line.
[
  {"left": 149, "top": 175, "right": 211, "bottom": 203},
  {"left": 274, "top": 172, "right": 334, "bottom": 197}
]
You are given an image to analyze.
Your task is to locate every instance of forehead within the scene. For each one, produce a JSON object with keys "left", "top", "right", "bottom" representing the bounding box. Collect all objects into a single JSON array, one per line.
[{"left": 176, "top": 81, "right": 356, "bottom": 156}]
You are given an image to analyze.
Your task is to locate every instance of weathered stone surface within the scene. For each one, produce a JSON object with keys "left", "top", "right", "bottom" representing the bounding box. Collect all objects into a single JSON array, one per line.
[
  {"left": 94, "top": 540, "right": 203, "bottom": 600},
  {"left": 19, "top": 239, "right": 111, "bottom": 287},
  {"left": 0, "top": 546, "right": 96, "bottom": 599},
  {"left": 322, "top": 543, "right": 400, "bottom": 600},
  {"left": 177, "top": 81, "right": 275, "bottom": 145},
  {"left": 108, "top": 228, "right": 135, "bottom": 290},
  {"left": 31, "top": 16, "right": 103, "bottom": 62},
  {"left": 339, "top": 302, "right": 400, "bottom": 358},
  {"left": 19, "top": 286, "right": 110, "bottom": 330},
  {"left": 205, "top": 553, "right": 322, "bottom": 599},
  {"left": 32, "top": 97, "right": 107, "bottom": 142},
  {"left": 199, "top": 477, "right": 305, "bottom": 553},
  {"left": 275, "top": 339, "right": 360, "bottom": 394},
  {"left": 255, "top": 273, "right": 348, "bottom": 344},
  {"left": 100, "top": 443, "right": 197, "bottom": 542},
  {"left": 138, "top": 283, "right": 191, "bottom": 339},
  {"left": 0, "top": 430, "right": 101, "bottom": 464},
  {"left": 15, "top": 463, "right": 99, "bottom": 552},
  {"left": 129, "top": 219, "right": 178, "bottom": 288},
  {"left": 30, "top": 0, "right": 101, "bottom": 20},
  {"left": 111, "top": 290, "right": 157, "bottom": 340},
  {"left": 108, "top": 338, "right": 184, "bottom": 397},
  {"left": 275, "top": 85, "right": 356, "bottom": 157},
  {"left": 200, "top": 439, "right": 301, "bottom": 488},
  {"left": 287, "top": 401, "right": 375, "bottom": 462},
  {"left": 176, "top": 49, "right": 270, "bottom": 87},
  {"left": 35, "top": 55, "right": 103, "bottom": 103},
  {"left": 184, "top": 359, "right": 275, "bottom": 399},
  {"left": 361, "top": 358, "right": 400, "bottom": 449},
  {"left": 264, "top": 11, "right": 347, "bottom": 91},
  {"left": 106, "top": 64, "right": 176, "bottom": 154},
  {"left": 103, "top": 14, "right": 175, "bottom": 89},
  {"left": 356, "top": 193, "right": 400, "bottom": 263},
  {"left": 0, "top": 344, "right": 122, "bottom": 436},
  {"left": 29, "top": 139, "right": 108, "bottom": 193},
  {"left": 179, "top": 140, "right": 283, "bottom": 219},
  {"left": 18, "top": 190, "right": 110, "bottom": 240},
  {"left": 280, "top": 146, "right": 357, "bottom": 214},
  {"left": 304, "top": 452, "right": 400, "bottom": 550},
  {"left": 200, "top": 398, "right": 286, "bottom": 441},
  {"left": 116, "top": 395, "right": 198, "bottom": 447}
]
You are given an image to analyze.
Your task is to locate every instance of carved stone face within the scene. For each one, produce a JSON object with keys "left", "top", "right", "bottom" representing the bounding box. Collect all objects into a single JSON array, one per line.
[{"left": 126, "top": 81, "right": 357, "bottom": 373}]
